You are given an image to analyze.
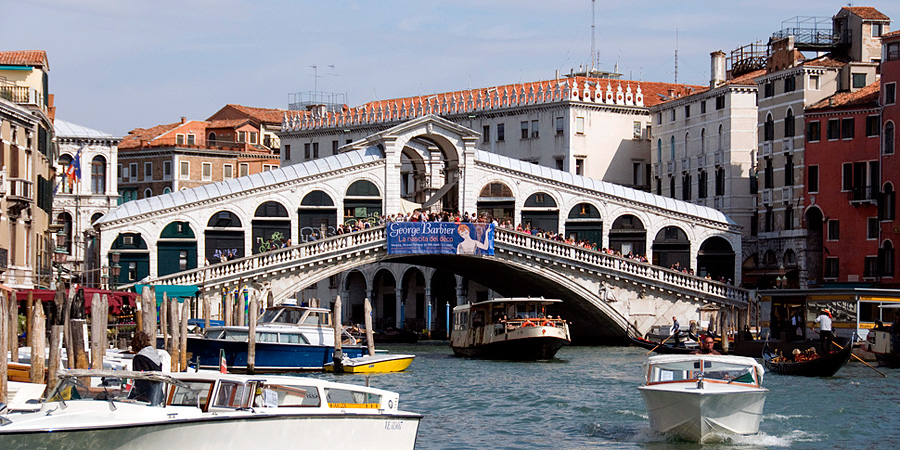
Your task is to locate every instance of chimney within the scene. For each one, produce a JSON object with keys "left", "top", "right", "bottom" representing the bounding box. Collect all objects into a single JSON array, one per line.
[
  {"left": 710, "top": 50, "right": 726, "bottom": 88},
  {"left": 181, "top": 116, "right": 186, "bottom": 124},
  {"left": 667, "top": 88, "right": 676, "bottom": 98}
]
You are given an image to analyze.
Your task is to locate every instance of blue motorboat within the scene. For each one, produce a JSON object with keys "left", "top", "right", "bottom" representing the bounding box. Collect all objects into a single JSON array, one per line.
[{"left": 186, "top": 300, "right": 366, "bottom": 372}]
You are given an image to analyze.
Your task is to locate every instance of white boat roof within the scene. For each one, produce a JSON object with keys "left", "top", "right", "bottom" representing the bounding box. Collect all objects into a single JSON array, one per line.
[
  {"left": 475, "top": 149, "right": 735, "bottom": 226},
  {"left": 96, "top": 146, "right": 384, "bottom": 225},
  {"left": 645, "top": 354, "right": 764, "bottom": 371}
]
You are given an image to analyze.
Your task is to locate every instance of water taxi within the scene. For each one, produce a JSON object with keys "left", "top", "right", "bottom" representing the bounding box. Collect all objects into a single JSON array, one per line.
[
  {"left": 186, "top": 299, "right": 366, "bottom": 371},
  {"left": 0, "top": 369, "right": 421, "bottom": 450},
  {"left": 450, "top": 297, "right": 570, "bottom": 360},
  {"left": 323, "top": 353, "right": 416, "bottom": 373},
  {"left": 638, "top": 354, "right": 768, "bottom": 442}
]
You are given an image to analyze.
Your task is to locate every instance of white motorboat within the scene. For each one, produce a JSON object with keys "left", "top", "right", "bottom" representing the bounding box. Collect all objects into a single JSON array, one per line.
[
  {"left": 450, "top": 297, "right": 570, "bottom": 360},
  {"left": 0, "top": 369, "right": 421, "bottom": 450},
  {"left": 638, "top": 354, "right": 768, "bottom": 442}
]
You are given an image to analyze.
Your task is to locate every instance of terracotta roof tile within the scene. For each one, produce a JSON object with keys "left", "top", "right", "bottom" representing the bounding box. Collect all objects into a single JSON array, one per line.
[
  {"left": 726, "top": 69, "right": 766, "bottom": 86},
  {"left": 208, "top": 104, "right": 286, "bottom": 124},
  {"left": 882, "top": 30, "right": 900, "bottom": 39},
  {"left": 0, "top": 50, "right": 48, "bottom": 67},
  {"left": 799, "top": 54, "right": 848, "bottom": 68},
  {"left": 807, "top": 82, "right": 880, "bottom": 110},
  {"left": 840, "top": 6, "right": 890, "bottom": 21},
  {"left": 119, "top": 122, "right": 183, "bottom": 149},
  {"left": 207, "top": 118, "right": 252, "bottom": 129}
]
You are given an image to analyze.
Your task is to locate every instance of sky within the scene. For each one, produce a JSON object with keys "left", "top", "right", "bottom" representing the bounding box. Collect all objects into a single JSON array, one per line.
[{"left": 3, "top": 1, "right": 899, "bottom": 137}]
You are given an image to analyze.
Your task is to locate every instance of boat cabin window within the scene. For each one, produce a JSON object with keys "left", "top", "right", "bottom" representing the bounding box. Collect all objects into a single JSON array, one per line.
[
  {"left": 302, "top": 312, "right": 330, "bottom": 326},
  {"left": 260, "top": 308, "right": 304, "bottom": 324},
  {"left": 212, "top": 381, "right": 252, "bottom": 408},
  {"left": 256, "top": 332, "right": 279, "bottom": 343},
  {"left": 278, "top": 333, "right": 310, "bottom": 344},
  {"left": 168, "top": 380, "right": 213, "bottom": 410},
  {"left": 324, "top": 387, "right": 381, "bottom": 409},
  {"left": 453, "top": 311, "right": 469, "bottom": 330},
  {"left": 508, "top": 303, "right": 542, "bottom": 319},
  {"left": 648, "top": 360, "right": 758, "bottom": 386},
  {"left": 265, "top": 384, "right": 321, "bottom": 407},
  {"left": 221, "top": 330, "right": 248, "bottom": 341},
  {"left": 204, "top": 329, "right": 225, "bottom": 339}
]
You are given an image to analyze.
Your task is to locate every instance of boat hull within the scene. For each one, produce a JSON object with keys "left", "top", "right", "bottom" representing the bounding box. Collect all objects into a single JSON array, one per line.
[
  {"left": 451, "top": 334, "right": 567, "bottom": 360},
  {"left": 639, "top": 386, "right": 767, "bottom": 442},
  {"left": 324, "top": 354, "right": 416, "bottom": 373},
  {"left": 762, "top": 338, "right": 853, "bottom": 377},
  {"left": 0, "top": 413, "right": 420, "bottom": 450},
  {"left": 186, "top": 336, "right": 366, "bottom": 372}
]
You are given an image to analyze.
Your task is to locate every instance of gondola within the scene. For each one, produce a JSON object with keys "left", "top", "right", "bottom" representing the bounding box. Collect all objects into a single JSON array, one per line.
[
  {"left": 628, "top": 333, "right": 697, "bottom": 354},
  {"left": 762, "top": 336, "right": 854, "bottom": 377}
]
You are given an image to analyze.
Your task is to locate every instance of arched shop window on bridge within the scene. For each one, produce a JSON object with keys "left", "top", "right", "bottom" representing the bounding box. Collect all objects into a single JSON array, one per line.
[
  {"left": 697, "top": 236, "right": 735, "bottom": 281},
  {"left": 344, "top": 180, "right": 382, "bottom": 226},
  {"left": 110, "top": 233, "right": 149, "bottom": 286},
  {"left": 158, "top": 221, "right": 197, "bottom": 276},
  {"left": 477, "top": 182, "right": 514, "bottom": 223},
  {"left": 56, "top": 212, "right": 73, "bottom": 255},
  {"left": 608, "top": 214, "right": 646, "bottom": 256},
  {"left": 253, "top": 201, "right": 291, "bottom": 254},
  {"left": 299, "top": 190, "right": 337, "bottom": 242},
  {"left": 565, "top": 203, "right": 602, "bottom": 245},
  {"left": 521, "top": 192, "right": 558, "bottom": 233},
  {"left": 652, "top": 226, "right": 691, "bottom": 270},
  {"left": 206, "top": 211, "right": 244, "bottom": 264}
]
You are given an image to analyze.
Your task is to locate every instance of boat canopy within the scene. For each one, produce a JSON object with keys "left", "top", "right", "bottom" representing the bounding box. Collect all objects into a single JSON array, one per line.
[
  {"left": 134, "top": 284, "right": 200, "bottom": 303},
  {"left": 456, "top": 297, "right": 563, "bottom": 310}
]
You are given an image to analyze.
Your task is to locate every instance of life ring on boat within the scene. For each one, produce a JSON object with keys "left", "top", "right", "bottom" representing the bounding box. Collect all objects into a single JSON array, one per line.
[
  {"left": 522, "top": 320, "right": 536, "bottom": 327},
  {"left": 541, "top": 320, "right": 552, "bottom": 327}
]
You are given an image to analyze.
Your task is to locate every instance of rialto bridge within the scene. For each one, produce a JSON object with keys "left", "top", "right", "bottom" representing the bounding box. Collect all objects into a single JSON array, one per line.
[{"left": 96, "top": 115, "right": 750, "bottom": 342}]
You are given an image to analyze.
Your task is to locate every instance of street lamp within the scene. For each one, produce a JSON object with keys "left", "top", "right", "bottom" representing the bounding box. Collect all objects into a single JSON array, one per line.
[
  {"left": 100, "top": 264, "right": 110, "bottom": 290},
  {"left": 110, "top": 251, "right": 121, "bottom": 289}
]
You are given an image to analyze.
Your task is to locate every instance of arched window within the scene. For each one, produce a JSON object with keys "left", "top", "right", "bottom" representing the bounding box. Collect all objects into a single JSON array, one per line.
[
  {"left": 700, "top": 128, "right": 706, "bottom": 153},
  {"left": 58, "top": 153, "right": 73, "bottom": 194},
  {"left": 784, "top": 108, "right": 795, "bottom": 137},
  {"left": 764, "top": 114, "right": 774, "bottom": 141},
  {"left": 670, "top": 136, "right": 675, "bottom": 160},
  {"left": 208, "top": 132, "right": 217, "bottom": 143},
  {"left": 881, "top": 241, "right": 895, "bottom": 277},
  {"left": 885, "top": 121, "right": 895, "bottom": 155},
  {"left": 657, "top": 139, "right": 662, "bottom": 164},
  {"left": 163, "top": 187, "right": 172, "bottom": 194},
  {"left": 718, "top": 124, "right": 724, "bottom": 151},
  {"left": 684, "top": 132, "right": 690, "bottom": 157},
  {"left": 882, "top": 182, "right": 895, "bottom": 221},
  {"left": 91, "top": 155, "right": 106, "bottom": 194},
  {"left": 144, "top": 188, "right": 152, "bottom": 198}
]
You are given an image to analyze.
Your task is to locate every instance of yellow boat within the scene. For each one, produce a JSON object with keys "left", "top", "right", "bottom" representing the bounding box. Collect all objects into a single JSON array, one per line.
[{"left": 323, "top": 353, "right": 415, "bottom": 373}]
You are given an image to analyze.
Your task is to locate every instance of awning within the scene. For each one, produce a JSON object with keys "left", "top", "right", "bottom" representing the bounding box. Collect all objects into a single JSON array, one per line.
[
  {"left": 13, "top": 288, "right": 136, "bottom": 314},
  {"left": 133, "top": 284, "right": 200, "bottom": 304}
]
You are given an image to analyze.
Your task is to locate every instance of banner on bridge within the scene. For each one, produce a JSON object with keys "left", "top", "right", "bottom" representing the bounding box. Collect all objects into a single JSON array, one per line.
[{"left": 386, "top": 222, "right": 494, "bottom": 255}]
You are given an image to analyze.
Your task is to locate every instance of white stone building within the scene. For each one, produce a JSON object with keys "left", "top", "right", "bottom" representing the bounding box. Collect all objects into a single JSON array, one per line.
[{"left": 53, "top": 119, "right": 120, "bottom": 286}]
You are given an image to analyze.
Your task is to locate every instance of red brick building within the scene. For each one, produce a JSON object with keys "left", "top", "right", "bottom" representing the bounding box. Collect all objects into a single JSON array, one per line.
[{"left": 878, "top": 30, "right": 900, "bottom": 285}]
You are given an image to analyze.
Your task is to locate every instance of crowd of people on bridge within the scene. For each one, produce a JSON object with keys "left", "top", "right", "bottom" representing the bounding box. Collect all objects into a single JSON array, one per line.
[{"left": 298, "top": 209, "right": 737, "bottom": 285}]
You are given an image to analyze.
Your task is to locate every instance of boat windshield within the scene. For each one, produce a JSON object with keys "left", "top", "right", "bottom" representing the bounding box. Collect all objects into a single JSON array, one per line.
[
  {"left": 48, "top": 375, "right": 167, "bottom": 406},
  {"left": 648, "top": 360, "right": 758, "bottom": 385},
  {"left": 259, "top": 308, "right": 304, "bottom": 324}
]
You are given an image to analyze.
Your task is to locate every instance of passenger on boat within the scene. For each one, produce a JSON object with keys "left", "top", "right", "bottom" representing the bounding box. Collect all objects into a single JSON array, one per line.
[
  {"left": 128, "top": 331, "right": 163, "bottom": 405},
  {"left": 688, "top": 320, "right": 700, "bottom": 340},
  {"left": 691, "top": 337, "right": 720, "bottom": 355}
]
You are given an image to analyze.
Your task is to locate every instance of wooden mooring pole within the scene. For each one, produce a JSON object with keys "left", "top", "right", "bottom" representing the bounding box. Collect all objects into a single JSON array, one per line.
[
  {"left": 7, "top": 290, "right": 17, "bottom": 363},
  {"left": 180, "top": 300, "right": 189, "bottom": 372},
  {"left": 364, "top": 297, "right": 375, "bottom": 357},
  {"left": 332, "top": 295, "right": 343, "bottom": 372},
  {"left": 30, "top": 301, "right": 46, "bottom": 385},
  {"left": 247, "top": 294, "right": 258, "bottom": 374},
  {"left": 160, "top": 292, "right": 168, "bottom": 351}
]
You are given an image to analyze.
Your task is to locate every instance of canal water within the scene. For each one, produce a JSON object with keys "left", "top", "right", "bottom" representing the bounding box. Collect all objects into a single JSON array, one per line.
[{"left": 307, "top": 343, "right": 900, "bottom": 449}]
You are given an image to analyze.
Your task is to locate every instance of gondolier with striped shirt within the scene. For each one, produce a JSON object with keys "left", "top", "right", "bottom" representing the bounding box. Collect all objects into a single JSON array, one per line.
[{"left": 813, "top": 309, "right": 834, "bottom": 354}]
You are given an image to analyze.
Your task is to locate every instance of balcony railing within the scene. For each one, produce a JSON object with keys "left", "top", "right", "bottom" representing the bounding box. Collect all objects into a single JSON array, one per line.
[
  {"left": 0, "top": 85, "right": 44, "bottom": 109},
  {"left": 7, "top": 178, "right": 33, "bottom": 202},
  {"left": 124, "top": 136, "right": 271, "bottom": 153},
  {"left": 849, "top": 186, "right": 877, "bottom": 204}
]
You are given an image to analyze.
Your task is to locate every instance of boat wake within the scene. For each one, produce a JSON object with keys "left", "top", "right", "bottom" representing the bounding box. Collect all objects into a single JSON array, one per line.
[
  {"left": 763, "top": 413, "right": 808, "bottom": 420},
  {"left": 614, "top": 409, "right": 648, "bottom": 420}
]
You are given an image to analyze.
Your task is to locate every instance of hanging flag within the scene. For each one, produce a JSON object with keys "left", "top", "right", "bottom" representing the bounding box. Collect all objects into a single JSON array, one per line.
[
  {"left": 64, "top": 144, "right": 86, "bottom": 191},
  {"left": 219, "top": 349, "right": 228, "bottom": 373}
]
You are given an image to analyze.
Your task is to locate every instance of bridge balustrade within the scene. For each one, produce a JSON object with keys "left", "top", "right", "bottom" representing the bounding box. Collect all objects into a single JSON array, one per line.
[{"left": 127, "top": 225, "right": 747, "bottom": 307}]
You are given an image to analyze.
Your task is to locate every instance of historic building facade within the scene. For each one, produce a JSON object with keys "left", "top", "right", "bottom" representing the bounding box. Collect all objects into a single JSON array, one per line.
[
  {"left": 117, "top": 116, "right": 281, "bottom": 203},
  {"left": 751, "top": 6, "right": 889, "bottom": 289},
  {"left": 52, "top": 119, "right": 120, "bottom": 286},
  {"left": 0, "top": 50, "right": 56, "bottom": 289},
  {"left": 650, "top": 51, "right": 763, "bottom": 259}
]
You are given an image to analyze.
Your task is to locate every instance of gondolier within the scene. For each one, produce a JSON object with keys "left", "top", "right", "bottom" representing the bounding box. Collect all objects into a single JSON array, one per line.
[
  {"left": 670, "top": 317, "right": 682, "bottom": 346},
  {"left": 813, "top": 309, "right": 834, "bottom": 354}
]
